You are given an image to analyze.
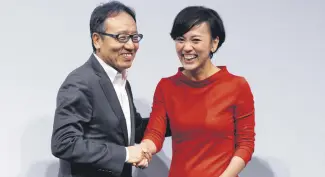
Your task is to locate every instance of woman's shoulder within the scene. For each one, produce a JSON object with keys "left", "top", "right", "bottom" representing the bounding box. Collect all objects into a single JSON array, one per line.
[
  {"left": 224, "top": 72, "right": 253, "bottom": 97},
  {"left": 154, "top": 71, "right": 183, "bottom": 91},
  {"left": 156, "top": 73, "right": 179, "bottom": 86},
  {"left": 223, "top": 68, "right": 251, "bottom": 86}
]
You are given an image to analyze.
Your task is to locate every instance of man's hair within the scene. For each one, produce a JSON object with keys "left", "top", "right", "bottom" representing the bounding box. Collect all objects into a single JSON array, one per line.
[{"left": 89, "top": 1, "right": 136, "bottom": 51}]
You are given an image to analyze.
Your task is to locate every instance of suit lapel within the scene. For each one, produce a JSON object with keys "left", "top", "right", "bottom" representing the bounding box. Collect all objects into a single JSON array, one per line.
[
  {"left": 89, "top": 54, "right": 129, "bottom": 146},
  {"left": 99, "top": 76, "right": 129, "bottom": 146},
  {"left": 125, "top": 85, "right": 135, "bottom": 145}
]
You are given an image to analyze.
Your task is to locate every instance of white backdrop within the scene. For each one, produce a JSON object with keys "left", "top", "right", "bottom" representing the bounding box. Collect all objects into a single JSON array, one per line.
[{"left": 1, "top": 0, "right": 324, "bottom": 177}]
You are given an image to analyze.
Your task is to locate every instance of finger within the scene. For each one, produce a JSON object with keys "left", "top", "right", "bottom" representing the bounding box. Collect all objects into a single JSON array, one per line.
[
  {"left": 140, "top": 159, "right": 149, "bottom": 169},
  {"left": 141, "top": 146, "right": 148, "bottom": 153},
  {"left": 135, "top": 162, "right": 142, "bottom": 168},
  {"left": 137, "top": 159, "right": 146, "bottom": 167},
  {"left": 134, "top": 159, "right": 143, "bottom": 165},
  {"left": 140, "top": 145, "right": 150, "bottom": 157},
  {"left": 136, "top": 159, "right": 147, "bottom": 168},
  {"left": 138, "top": 151, "right": 144, "bottom": 160},
  {"left": 143, "top": 152, "right": 152, "bottom": 162},
  {"left": 144, "top": 159, "right": 149, "bottom": 168},
  {"left": 142, "top": 150, "right": 151, "bottom": 159}
]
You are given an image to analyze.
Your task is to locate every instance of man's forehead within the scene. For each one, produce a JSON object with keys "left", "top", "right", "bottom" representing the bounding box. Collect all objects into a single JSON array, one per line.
[
  {"left": 104, "top": 12, "right": 137, "bottom": 33},
  {"left": 105, "top": 23, "right": 138, "bottom": 34},
  {"left": 105, "top": 12, "right": 135, "bottom": 23}
]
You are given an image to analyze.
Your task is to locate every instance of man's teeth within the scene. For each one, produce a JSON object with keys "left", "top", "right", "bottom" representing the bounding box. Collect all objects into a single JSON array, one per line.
[{"left": 123, "top": 53, "right": 132, "bottom": 57}]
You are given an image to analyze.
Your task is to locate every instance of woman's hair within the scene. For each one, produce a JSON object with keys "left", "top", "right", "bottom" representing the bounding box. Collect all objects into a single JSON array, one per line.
[{"left": 170, "top": 6, "right": 226, "bottom": 57}]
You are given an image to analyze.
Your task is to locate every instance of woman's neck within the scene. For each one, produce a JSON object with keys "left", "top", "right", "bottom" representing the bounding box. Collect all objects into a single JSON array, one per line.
[{"left": 183, "top": 60, "right": 220, "bottom": 81}]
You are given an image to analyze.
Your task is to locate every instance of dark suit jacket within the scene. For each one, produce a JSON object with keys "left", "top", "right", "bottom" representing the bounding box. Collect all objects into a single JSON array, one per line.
[{"left": 51, "top": 54, "right": 171, "bottom": 177}]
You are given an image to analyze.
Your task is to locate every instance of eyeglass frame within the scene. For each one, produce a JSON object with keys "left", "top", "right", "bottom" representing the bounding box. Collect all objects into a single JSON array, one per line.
[{"left": 94, "top": 31, "right": 144, "bottom": 43}]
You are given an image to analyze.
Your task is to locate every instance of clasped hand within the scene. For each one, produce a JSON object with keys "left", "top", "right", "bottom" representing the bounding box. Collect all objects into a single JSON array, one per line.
[{"left": 127, "top": 143, "right": 152, "bottom": 169}]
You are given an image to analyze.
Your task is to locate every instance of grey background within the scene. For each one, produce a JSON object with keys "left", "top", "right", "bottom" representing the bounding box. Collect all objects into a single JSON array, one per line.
[{"left": 0, "top": 0, "right": 324, "bottom": 177}]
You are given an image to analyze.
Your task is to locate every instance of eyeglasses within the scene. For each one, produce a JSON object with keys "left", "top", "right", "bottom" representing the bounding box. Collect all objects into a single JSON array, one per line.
[{"left": 95, "top": 32, "right": 143, "bottom": 43}]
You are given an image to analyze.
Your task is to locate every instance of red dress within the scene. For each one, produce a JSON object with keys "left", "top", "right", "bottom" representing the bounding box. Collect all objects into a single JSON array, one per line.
[{"left": 143, "top": 66, "right": 255, "bottom": 177}]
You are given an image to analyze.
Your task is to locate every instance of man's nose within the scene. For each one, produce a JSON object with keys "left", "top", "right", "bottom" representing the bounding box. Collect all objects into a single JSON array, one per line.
[{"left": 124, "top": 38, "right": 135, "bottom": 50}]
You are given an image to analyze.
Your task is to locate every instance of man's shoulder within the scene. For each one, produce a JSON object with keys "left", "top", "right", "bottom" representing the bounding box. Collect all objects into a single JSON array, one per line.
[
  {"left": 70, "top": 63, "right": 94, "bottom": 78},
  {"left": 60, "top": 60, "right": 97, "bottom": 88}
]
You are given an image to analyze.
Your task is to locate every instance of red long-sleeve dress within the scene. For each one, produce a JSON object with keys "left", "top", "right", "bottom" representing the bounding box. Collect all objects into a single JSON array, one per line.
[{"left": 143, "top": 66, "right": 255, "bottom": 177}]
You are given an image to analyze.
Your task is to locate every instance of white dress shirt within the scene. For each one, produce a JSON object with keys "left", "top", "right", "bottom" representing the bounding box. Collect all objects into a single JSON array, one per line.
[{"left": 94, "top": 54, "right": 131, "bottom": 162}]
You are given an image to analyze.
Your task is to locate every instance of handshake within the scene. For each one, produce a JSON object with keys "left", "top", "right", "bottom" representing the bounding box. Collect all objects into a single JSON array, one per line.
[{"left": 126, "top": 142, "right": 152, "bottom": 169}]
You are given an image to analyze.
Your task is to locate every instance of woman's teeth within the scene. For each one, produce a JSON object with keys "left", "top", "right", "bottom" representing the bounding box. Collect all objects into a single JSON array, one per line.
[{"left": 183, "top": 54, "right": 197, "bottom": 60}]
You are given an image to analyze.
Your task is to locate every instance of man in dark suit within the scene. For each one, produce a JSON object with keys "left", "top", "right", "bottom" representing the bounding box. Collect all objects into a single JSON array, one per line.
[{"left": 51, "top": 1, "right": 170, "bottom": 177}]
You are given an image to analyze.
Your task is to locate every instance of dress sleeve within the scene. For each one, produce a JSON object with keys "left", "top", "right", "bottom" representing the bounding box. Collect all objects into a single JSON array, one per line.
[
  {"left": 142, "top": 79, "right": 168, "bottom": 152},
  {"left": 233, "top": 78, "right": 256, "bottom": 165}
]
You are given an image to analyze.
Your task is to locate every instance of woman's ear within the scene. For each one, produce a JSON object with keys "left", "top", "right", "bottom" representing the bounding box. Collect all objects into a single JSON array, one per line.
[{"left": 211, "top": 36, "right": 219, "bottom": 53}]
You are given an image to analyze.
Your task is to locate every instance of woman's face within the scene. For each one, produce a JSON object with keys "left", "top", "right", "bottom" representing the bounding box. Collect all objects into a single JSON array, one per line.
[{"left": 175, "top": 22, "right": 219, "bottom": 72}]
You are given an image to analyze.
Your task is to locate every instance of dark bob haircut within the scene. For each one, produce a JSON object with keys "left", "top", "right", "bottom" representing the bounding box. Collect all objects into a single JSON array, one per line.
[
  {"left": 170, "top": 6, "right": 226, "bottom": 58},
  {"left": 89, "top": 1, "right": 136, "bottom": 52}
]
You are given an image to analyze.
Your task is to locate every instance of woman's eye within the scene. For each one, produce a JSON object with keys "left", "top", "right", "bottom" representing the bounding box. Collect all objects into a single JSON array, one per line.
[{"left": 192, "top": 39, "right": 201, "bottom": 43}]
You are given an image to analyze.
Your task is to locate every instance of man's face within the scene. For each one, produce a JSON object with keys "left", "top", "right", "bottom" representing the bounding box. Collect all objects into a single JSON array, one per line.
[{"left": 93, "top": 12, "right": 139, "bottom": 72}]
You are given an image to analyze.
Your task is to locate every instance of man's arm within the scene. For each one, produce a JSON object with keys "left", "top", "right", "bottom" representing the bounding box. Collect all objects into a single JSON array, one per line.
[{"left": 51, "top": 73, "right": 126, "bottom": 176}]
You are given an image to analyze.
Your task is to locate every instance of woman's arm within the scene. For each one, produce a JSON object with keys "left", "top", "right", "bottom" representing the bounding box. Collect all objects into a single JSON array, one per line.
[
  {"left": 220, "top": 78, "right": 255, "bottom": 177},
  {"left": 137, "top": 79, "right": 170, "bottom": 166},
  {"left": 142, "top": 79, "right": 169, "bottom": 153},
  {"left": 134, "top": 79, "right": 169, "bottom": 168},
  {"left": 219, "top": 156, "right": 245, "bottom": 177}
]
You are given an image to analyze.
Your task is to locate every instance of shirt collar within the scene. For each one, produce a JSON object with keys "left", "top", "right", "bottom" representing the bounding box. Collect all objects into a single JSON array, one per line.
[{"left": 94, "top": 53, "right": 128, "bottom": 86}]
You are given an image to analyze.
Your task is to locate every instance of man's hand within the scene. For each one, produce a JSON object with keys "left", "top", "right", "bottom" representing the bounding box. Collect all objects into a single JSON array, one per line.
[
  {"left": 140, "top": 142, "right": 152, "bottom": 162},
  {"left": 135, "top": 158, "right": 149, "bottom": 169},
  {"left": 133, "top": 142, "right": 152, "bottom": 169},
  {"left": 126, "top": 144, "right": 145, "bottom": 164}
]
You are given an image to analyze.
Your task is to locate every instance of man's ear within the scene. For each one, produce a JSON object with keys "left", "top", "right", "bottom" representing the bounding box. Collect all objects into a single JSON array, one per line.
[{"left": 92, "top": 33, "right": 102, "bottom": 50}]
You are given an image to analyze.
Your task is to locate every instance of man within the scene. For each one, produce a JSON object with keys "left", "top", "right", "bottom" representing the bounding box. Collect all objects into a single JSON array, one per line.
[{"left": 51, "top": 1, "right": 170, "bottom": 177}]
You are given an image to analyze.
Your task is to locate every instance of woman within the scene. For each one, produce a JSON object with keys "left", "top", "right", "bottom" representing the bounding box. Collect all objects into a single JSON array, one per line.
[{"left": 139, "top": 6, "right": 255, "bottom": 177}]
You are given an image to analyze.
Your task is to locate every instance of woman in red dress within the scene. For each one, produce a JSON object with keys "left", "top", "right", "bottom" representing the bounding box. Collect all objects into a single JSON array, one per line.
[{"left": 137, "top": 6, "right": 255, "bottom": 177}]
